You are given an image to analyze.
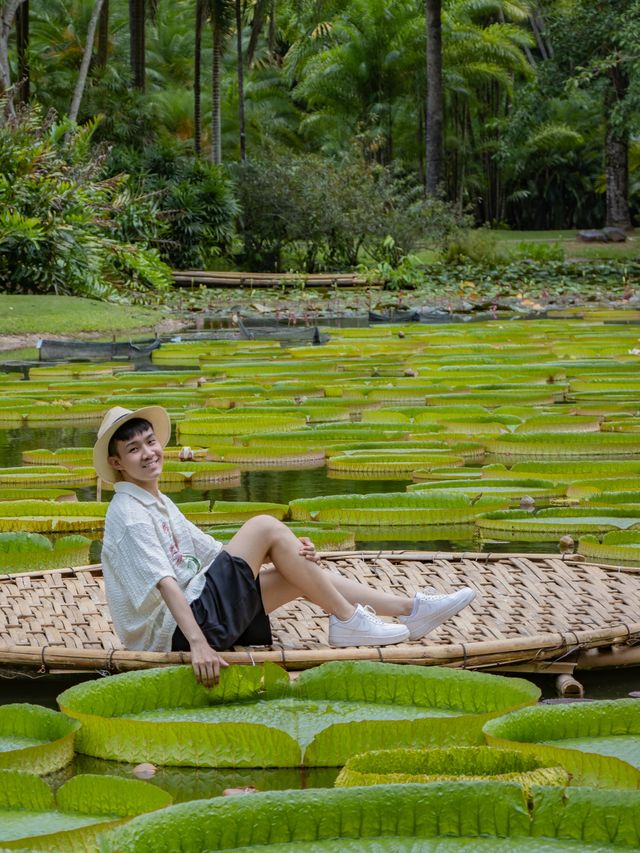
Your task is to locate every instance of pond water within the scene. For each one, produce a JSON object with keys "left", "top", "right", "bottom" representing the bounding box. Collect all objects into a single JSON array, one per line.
[
  {"left": 0, "top": 422, "right": 557, "bottom": 555},
  {"left": 1, "top": 320, "right": 639, "bottom": 806}
]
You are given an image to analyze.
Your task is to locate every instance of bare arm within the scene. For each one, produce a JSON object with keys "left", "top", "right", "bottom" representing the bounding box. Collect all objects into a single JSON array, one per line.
[{"left": 157, "top": 576, "right": 228, "bottom": 688}]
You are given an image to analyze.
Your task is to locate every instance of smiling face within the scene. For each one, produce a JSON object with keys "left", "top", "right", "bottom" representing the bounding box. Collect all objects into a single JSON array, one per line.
[{"left": 108, "top": 424, "right": 164, "bottom": 494}]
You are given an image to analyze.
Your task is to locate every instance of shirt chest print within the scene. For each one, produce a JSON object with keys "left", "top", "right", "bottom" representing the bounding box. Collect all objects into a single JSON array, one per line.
[{"left": 161, "top": 520, "right": 184, "bottom": 566}]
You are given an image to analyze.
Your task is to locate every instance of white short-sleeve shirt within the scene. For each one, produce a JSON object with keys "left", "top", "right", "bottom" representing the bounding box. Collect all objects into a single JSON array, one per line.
[{"left": 101, "top": 481, "right": 223, "bottom": 652}]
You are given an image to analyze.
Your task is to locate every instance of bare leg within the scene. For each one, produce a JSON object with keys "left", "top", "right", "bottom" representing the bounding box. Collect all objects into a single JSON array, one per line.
[
  {"left": 325, "top": 575, "right": 412, "bottom": 617},
  {"left": 224, "top": 517, "right": 414, "bottom": 617},
  {"left": 224, "top": 516, "right": 356, "bottom": 620},
  {"left": 253, "top": 566, "right": 413, "bottom": 617}
]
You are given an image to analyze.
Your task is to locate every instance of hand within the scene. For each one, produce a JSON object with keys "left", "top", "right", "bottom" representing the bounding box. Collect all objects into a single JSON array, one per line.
[
  {"left": 190, "top": 639, "right": 228, "bottom": 688},
  {"left": 298, "top": 536, "right": 319, "bottom": 563}
]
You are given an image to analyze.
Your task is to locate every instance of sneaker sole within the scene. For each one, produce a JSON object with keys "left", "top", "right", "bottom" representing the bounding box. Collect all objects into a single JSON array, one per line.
[
  {"left": 328, "top": 630, "right": 410, "bottom": 648},
  {"left": 407, "top": 589, "right": 476, "bottom": 640}
]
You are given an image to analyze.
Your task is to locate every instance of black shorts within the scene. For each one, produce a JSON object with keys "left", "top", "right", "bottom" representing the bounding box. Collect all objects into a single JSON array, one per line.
[{"left": 171, "top": 550, "right": 272, "bottom": 652}]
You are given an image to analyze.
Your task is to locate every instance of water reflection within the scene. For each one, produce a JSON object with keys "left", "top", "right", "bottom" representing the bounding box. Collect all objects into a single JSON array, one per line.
[{"left": 73, "top": 755, "right": 338, "bottom": 803}]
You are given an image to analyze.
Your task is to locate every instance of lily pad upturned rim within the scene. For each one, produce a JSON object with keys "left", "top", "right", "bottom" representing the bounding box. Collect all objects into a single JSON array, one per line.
[
  {"left": 0, "top": 769, "right": 172, "bottom": 849},
  {"left": 57, "top": 661, "right": 540, "bottom": 768},
  {"left": 100, "top": 782, "right": 640, "bottom": 852},
  {"left": 335, "top": 745, "right": 570, "bottom": 789},
  {"left": 482, "top": 699, "right": 640, "bottom": 789},
  {"left": 0, "top": 704, "right": 80, "bottom": 774}
]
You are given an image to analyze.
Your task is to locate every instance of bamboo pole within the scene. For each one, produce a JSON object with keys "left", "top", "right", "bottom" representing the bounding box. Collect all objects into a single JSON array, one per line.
[
  {"left": 556, "top": 673, "right": 584, "bottom": 698},
  {"left": 577, "top": 645, "right": 640, "bottom": 670},
  {"left": 3, "top": 621, "right": 638, "bottom": 674}
]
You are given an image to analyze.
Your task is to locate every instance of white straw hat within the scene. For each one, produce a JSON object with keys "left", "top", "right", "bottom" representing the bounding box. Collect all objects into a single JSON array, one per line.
[{"left": 93, "top": 406, "right": 171, "bottom": 483}]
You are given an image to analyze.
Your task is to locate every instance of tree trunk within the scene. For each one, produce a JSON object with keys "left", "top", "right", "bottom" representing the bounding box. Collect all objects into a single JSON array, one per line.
[
  {"left": 16, "top": 0, "right": 28, "bottom": 104},
  {"left": 96, "top": 0, "right": 109, "bottom": 69},
  {"left": 69, "top": 0, "right": 105, "bottom": 123},
  {"left": 604, "top": 68, "right": 631, "bottom": 230},
  {"left": 194, "top": 0, "right": 203, "bottom": 155},
  {"left": 425, "top": 0, "right": 443, "bottom": 195},
  {"left": 0, "top": 0, "right": 29, "bottom": 117},
  {"left": 604, "top": 127, "right": 630, "bottom": 230},
  {"left": 129, "top": 0, "right": 145, "bottom": 91},
  {"left": 235, "top": 0, "right": 246, "bottom": 161},
  {"left": 211, "top": 16, "right": 222, "bottom": 164}
]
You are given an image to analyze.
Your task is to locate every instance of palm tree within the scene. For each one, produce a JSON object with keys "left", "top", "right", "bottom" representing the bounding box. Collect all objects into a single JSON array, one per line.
[
  {"left": 207, "top": 0, "right": 234, "bottom": 164},
  {"left": 129, "top": 0, "right": 145, "bottom": 90},
  {"left": 234, "top": 0, "right": 246, "bottom": 159},
  {"left": 535, "top": 0, "right": 636, "bottom": 230},
  {"left": 441, "top": 0, "right": 533, "bottom": 219},
  {"left": 288, "top": 0, "right": 417, "bottom": 163},
  {"left": 96, "top": 0, "right": 109, "bottom": 69},
  {"left": 246, "top": 0, "right": 277, "bottom": 66},
  {"left": 0, "top": 0, "right": 29, "bottom": 116},
  {"left": 69, "top": 0, "right": 106, "bottom": 123},
  {"left": 425, "top": 0, "right": 443, "bottom": 194},
  {"left": 15, "top": 0, "right": 28, "bottom": 103},
  {"left": 194, "top": 0, "right": 205, "bottom": 153}
]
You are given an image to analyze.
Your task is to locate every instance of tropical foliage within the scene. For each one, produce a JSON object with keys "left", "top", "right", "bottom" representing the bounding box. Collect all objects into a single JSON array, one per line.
[
  {"left": 0, "top": 104, "right": 172, "bottom": 297},
  {"left": 0, "top": 0, "right": 636, "bottom": 292}
]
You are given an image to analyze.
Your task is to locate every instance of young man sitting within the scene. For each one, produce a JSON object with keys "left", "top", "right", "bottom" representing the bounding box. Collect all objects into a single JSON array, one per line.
[{"left": 94, "top": 406, "right": 475, "bottom": 687}]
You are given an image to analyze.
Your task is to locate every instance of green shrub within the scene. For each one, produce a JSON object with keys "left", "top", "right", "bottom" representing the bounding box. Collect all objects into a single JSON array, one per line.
[
  {"left": 105, "top": 138, "right": 238, "bottom": 269},
  {"left": 232, "top": 154, "right": 466, "bottom": 272},
  {"left": 508, "top": 241, "right": 565, "bottom": 262},
  {"left": 0, "top": 105, "right": 172, "bottom": 298},
  {"left": 445, "top": 228, "right": 506, "bottom": 265}
]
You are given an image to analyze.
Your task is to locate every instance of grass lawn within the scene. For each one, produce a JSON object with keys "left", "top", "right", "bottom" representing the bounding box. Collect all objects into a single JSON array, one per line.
[
  {"left": 0, "top": 295, "right": 167, "bottom": 337},
  {"left": 494, "top": 230, "right": 638, "bottom": 261}
]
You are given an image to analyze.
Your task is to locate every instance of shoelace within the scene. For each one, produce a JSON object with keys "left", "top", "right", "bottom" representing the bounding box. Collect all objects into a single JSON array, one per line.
[
  {"left": 360, "top": 604, "right": 385, "bottom": 624},
  {"left": 420, "top": 587, "right": 454, "bottom": 601}
]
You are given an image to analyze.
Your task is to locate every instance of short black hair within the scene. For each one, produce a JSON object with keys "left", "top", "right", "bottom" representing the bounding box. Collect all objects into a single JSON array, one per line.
[{"left": 108, "top": 417, "right": 154, "bottom": 457}]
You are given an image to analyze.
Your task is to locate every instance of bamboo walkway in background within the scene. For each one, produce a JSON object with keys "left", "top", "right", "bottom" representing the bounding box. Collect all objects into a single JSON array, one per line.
[
  {"left": 172, "top": 270, "right": 370, "bottom": 288},
  {"left": 0, "top": 551, "right": 638, "bottom": 676}
]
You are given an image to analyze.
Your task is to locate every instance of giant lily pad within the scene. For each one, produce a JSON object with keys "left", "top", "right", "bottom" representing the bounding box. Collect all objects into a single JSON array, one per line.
[
  {"left": 0, "top": 533, "right": 91, "bottom": 573},
  {"left": 326, "top": 452, "right": 465, "bottom": 476},
  {"left": 476, "top": 507, "right": 640, "bottom": 541},
  {"left": 407, "top": 478, "right": 565, "bottom": 500},
  {"left": 0, "top": 467, "right": 96, "bottom": 487},
  {"left": 0, "top": 770, "right": 171, "bottom": 849},
  {"left": 335, "top": 746, "right": 570, "bottom": 790},
  {"left": 57, "top": 662, "right": 540, "bottom": 768},
  {"left": 0, "top": 705, "right": 79, "bottom": 774},
  {"left": 101, "top": 783, "right": 640, "bottom": 852},
  {"left": 485, "top": 433, "right": 640, "bottom": 457},
  {"left": 483, "top": 699, "right": 640, "bottom": 788},
  {"left": 203, "top": 523, "right": 355, "bottom": 551},
  {"left": 185, "top": 501, "right": 289, "bottom": 524},
  {"left": 484, "top": 461, "right": 640, "bottom": 481},
  {"left": 579, "top": 530, "right": 640, "bottom": 562},
  {"left": 289, "top": 492, "right": 508, "bottom": 526}
]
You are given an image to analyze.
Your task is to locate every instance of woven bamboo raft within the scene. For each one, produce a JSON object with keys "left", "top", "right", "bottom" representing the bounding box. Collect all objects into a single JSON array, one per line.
[{"left": 1, "top": 551, "right": 639, "bottom": 675}]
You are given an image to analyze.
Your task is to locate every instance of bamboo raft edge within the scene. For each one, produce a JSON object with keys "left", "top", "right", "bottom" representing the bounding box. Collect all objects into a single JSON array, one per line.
[{"left": 1, "top": 551, "right": 639, "bottom": 676}]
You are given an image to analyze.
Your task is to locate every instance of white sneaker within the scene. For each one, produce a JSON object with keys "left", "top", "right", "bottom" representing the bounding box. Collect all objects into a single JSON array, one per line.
[
  {"left": 328, "top": 604, "right": 410, "bottom": 647},
  {"left": 400, "top": 587, "right": 476, "bottom": 640}
]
